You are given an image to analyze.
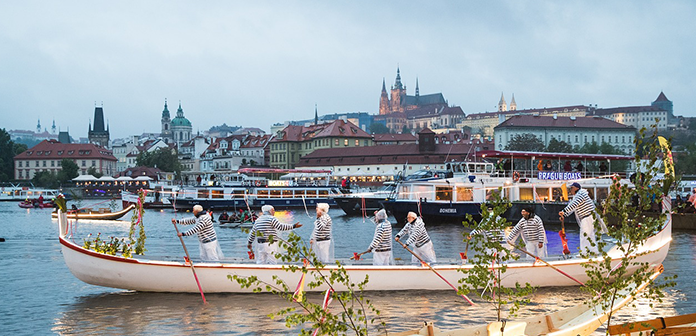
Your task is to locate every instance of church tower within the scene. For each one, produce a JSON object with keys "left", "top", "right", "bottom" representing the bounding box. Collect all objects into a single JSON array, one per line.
[
  {"left": 51, "top": 119, "right": 56, "bottom": 134},
  {"left": 88, "top": 104, "right": 110, "bottom": 148},
  {"left": 510, "top": 94, "right": 517, "bottom": 111},
  {"left": 390, "top": 67, "right": 406, "bottom": 113},
  {"left": 498, "top": 92, "right": 508, "bottom": 112},
  {"left": 379, "top": 78, "right": 390, "bottom": 115},
  {"left": 36, "top": 119, "right": 41, "bottom": 133},
  {"left": 161, "top": 99, "right": 173, "bottom": 143}
]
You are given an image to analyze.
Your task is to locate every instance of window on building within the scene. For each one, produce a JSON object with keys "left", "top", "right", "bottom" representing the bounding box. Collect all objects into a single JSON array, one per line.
[
  {"left": 335, "top": 139, "right": 339, "bottom": 146},
  {"left": 92, "top": 160, "right": 96, "bottom": 167},
  {"left": 18, "top": 161, "right": 22, "bottom": 167},
  {"left": 35, "top": 161, "right": 39, "bottom": 167},
  {"left": 42, "top": 161, "right": 46, "bottom": 167},
  {"left": 82, "top": 160, "right": 86, "bottom": 167},
  {"left": 355, "top": 139, "right": 359, "bottom": 146},
  {"left": 51, "top": 161, "right": 55, "bottom": 167}
]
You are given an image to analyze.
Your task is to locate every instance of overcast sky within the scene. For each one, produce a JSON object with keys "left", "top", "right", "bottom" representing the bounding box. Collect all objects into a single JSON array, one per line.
[{"left": 1, "top": 1, "right": 694, "bottom": 139}]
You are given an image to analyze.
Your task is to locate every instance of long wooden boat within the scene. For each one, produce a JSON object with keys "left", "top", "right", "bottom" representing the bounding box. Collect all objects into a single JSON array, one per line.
[
  {"left": 52, "top": 204, "right": 135, "bottom": 220},
  {"left": 56, "top": 197, "right": 672, "bottom": 293},
  {"left": 391, "top": 265, "right": 664, "bottom": 336},
  {"left": 608, "top": 312, "right": 696, "bottom": 336}
]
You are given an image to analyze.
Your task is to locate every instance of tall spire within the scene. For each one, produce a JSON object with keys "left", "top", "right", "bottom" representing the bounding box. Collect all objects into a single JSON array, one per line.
[
  {"left": 498, "top": 92, "right": 508, "bottom": 112},
  {"left": 52, "top": 119, "right": 56, "bottom": 134},
  {"left": 381, "top": 78, "right": 387, "bottom": 93},
  {"left": 314, "top": 104, "right": 318, "bottom": 125},
  {"left": 36, "top": 118, "right": 41, "bottom": 133},
  {"left": 415, "top": 77, "right": 420, "bottom": 97},
  {"left": 510, "top": 94, "right": 517, "bottom": 111},
  {"left": 394, "top": 66, "right": 403, "bottom": 89},
  {"left": 162, "top": 98, "right": 170, "bottom": 119},
  {"left": 177, "top": 101, "right": 184, "bottom": 117},
  {"left": 92, "top": 105, "right": 106, "bottom": 132}
]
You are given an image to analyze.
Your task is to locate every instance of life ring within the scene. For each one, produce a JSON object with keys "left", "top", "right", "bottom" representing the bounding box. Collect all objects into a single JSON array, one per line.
[{"left": 512, "top": 171, "right": 520, "bottom": 182}]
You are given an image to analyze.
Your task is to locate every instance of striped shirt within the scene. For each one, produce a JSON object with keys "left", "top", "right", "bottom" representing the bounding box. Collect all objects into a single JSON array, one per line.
[
  {"left": 507, "top": 215, "right": 545, "bottom": 243},
  {"left": 178, "top": 213, "right": 217, "bottom": 243},
  {"left": 247, "top": 214, "right": 295, "bottom": 245},
  {"left": 396, "top": 217, "right": 431, "bottom": 248},
  {"left": 562, "top": 188, "right": 595, "bottom": 219},
  {"left": 369, "top": 220, "right": 393, "bottom": 252},
  {"left": 470, "top": 228, "right": 507, "bottom": 244},
  {"left": 312, "top": 213, "right": 332, "bottom": 241}
]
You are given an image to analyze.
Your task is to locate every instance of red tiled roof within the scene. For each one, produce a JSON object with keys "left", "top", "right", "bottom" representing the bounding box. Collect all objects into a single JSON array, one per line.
[
  {"left": 297, "top": 142, "right": 493, "bottom": 167},
  {"left": 655, "top": 91, "right": 670, "bottom": 102},
  {"left": 272, "top": 119, "right": 370, "bottom": 142},
  {"left": 593, "top": 105, "right": 665, "bottom": 115},
  {"left": 14, "top": 140, "right": 116, "bottom": 161},
  {"left": 373, "top": 133, "right": 417, "bottom": 142},
  {"left": 495, "top": 115, "right": 635, "bottom": 129}
]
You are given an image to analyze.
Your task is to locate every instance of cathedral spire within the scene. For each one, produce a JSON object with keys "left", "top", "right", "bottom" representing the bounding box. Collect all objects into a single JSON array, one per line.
[
  {"left": 394, "top": 66, "right": 403, "bottom": 90},
  {"left": 162, "top": 98, "right": 170, "bottom": 119},
  {"left": 498, "top": 92, "right": 508, "bottom": 112},
  {"left": 314, "top": 104, "right": 318, "bottom": 125},
  {"left": 36, "top": 118, "right": 41, "bottom": 133},
  {"left": 510, "top": 94, "right": 517, "bottom": 111},
  {"left": 381, "top": 78, "right": 387, "bottom": 93},
  {"left": 415, "top": 77, "right": 420, "bottom": 97},
  {"left": 52, "top": 119, "right": 56, "bottom": 134}
]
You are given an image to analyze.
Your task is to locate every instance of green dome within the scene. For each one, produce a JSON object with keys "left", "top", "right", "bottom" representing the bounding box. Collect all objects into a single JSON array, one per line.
[{"left": 171, "top": 116, "right": 192, "bottom": 127}]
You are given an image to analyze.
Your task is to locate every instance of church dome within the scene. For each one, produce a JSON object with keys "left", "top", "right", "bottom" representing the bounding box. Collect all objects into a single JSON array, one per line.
[{"left": 171, "top": 116, "right": 192, "bottom": 127}]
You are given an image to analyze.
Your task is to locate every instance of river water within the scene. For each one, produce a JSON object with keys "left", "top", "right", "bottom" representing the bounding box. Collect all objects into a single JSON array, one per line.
[{"left": 0, "top": 201, "right": 694, "bottom": 335}]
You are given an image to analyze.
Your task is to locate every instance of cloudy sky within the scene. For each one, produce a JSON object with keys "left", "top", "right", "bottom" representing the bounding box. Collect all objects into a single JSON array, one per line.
[{"left": 1, "top": 1, "right": 694, "bottom": 139}]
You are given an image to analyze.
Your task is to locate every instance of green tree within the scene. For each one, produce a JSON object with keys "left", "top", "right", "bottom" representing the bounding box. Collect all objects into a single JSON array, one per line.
[
  {"left": 136, "top": 148, "right": 181, "bottom": 174},
  {"left": 675, "top": 143, "right": 696, "bottom": 175},
  {"left": 401, "top": 125, "right": 411, "bottom": 134},
  {"left": 459, "top": 190, "right": 535, "bottom": 321},
  {"left": 57, "top": 159, "right": 79, "bottom": 183},
  {"left": 32, "top": 171, "right": 60, "bottom": 188},
  {"left": 546, "top": 138, "right": 574, "bottom": 153},
  {"left": 87, "top": 166, "right": 103, "bottom": 178},
  {"left": 582, "top": 128, "right": 676, "bottom": 330},
  {"left": 505, "top": 133, "right": 545, "bottom": 151},
  {"left": 368, "top": 122, "right": 390, "bottom": 134},
  {"left": 0, "top": 129, "right": 21, "bottom": 182},
  {"left": 575, "top": 141, "right": 601, "bottom": 154}
]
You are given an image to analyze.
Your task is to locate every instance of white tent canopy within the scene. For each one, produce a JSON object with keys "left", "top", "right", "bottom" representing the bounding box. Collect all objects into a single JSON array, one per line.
[
  {"left": 72, "top": 175, "right": 97, "bottom": 181},
  {"left": 116, "top": 176, "right": 133, "bottom": 181},
  {"left": 97, "top": 176, "right": 115, "bottom": 181},
  {"left": 133, "top": 176, "right": 153, "bottom": 181}
]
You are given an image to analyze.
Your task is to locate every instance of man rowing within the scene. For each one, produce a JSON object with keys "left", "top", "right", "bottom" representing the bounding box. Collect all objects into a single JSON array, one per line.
[
  {"left": 395, "top": 211, "right": 436, "bottom": 264},
  {"left": 507, "top": 206, "right": 547, "bottom": 259},
  {"left": 356, "top": 209, "right": 393, "bottom": 266},
  {"left": 310, "top": 203, "right": 333, "bottom": 264},
  {"left": 247, "top": 205, "right": 302, "bottom": 264},
  {"left": 559, "top": 182, "right": 606, "bottom": 254},
  {"left": 173, "top": 204, "right": 223, "bottom": 261}
]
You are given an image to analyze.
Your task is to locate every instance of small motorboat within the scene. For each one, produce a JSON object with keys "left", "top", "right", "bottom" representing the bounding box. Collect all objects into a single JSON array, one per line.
[{"left": 18, "top": 200, "right": 55, "bottom": 209}]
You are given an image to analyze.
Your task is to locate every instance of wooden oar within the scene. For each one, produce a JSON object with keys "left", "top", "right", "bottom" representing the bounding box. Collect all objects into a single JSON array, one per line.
[
  {"left": 172, "top": 195, "right": 207, "bottom": 304},
  {"left": 397, "top": 241, "right": 475, "bottom": 306},
  {"left": 515, "top": 246, "right": 586, "bottom": 287},
  {"left": 172, "top": 220, "right": 207, "bottom": 304}
]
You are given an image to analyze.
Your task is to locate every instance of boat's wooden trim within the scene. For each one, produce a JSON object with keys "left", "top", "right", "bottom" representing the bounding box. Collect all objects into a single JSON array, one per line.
[
  {"left": 52, "top": 204, "right": 135, "bottom": 220},
  {"left": 608, "top": 312, "right": 696, "bottom": 335}
]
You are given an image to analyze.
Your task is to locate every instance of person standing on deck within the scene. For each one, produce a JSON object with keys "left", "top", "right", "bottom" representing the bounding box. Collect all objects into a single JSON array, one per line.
[
  {"left": 247, "top": 205, "right": 302, "bottom": 264},
  {"left": 173, "top": 205, "right": 223, "bottom": 261},
  {"left": 395, "top": 212, "right": 436, "bottom": 264},
  {"left": 356, "top": 209, "right": 393, "bottom": 266},
  {"left": 310, "top": 203, "right": 333, "bottom": 264},
  {"left": 506, "top": 206, "right": 547, "bottom": 259},
  {"left": 559, "top": 182, "right": 601, "bottom": 254}
]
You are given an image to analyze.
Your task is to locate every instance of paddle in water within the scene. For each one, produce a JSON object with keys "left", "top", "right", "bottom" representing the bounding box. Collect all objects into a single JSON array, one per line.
[{"left": 397, "top": 240, "right": 475, "bottom": 306}]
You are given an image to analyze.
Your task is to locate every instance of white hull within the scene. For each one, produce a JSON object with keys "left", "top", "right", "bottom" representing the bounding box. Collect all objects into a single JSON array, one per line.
[{"left": 58, "top": 206, "right": 671, "bottom": 293}]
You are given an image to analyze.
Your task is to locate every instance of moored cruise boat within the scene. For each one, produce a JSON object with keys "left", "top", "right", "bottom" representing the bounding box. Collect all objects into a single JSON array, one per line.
[
  {"left": 383, "top": 151, "right": 635, "bottom": 225},
  {"left": 0, "top": 184, "right": 66, "bottom": 201},
  {"left": 121, "top": 184, "right": 180, "bottom": 209}
]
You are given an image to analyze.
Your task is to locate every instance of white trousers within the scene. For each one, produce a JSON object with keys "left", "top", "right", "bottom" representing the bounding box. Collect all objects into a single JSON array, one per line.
[
  {"left": 256, "top": 242, "right": 279, "bottom": 264},
  {"left": 578, "top": 215, "right": 599, "bottom": 254},
  {"left": 314, "top": 240, "right": 332, "bottom": 264},
  {"left": 373, "top": 251, "right": 392, "bottom": 266},
  {"left": 199, "top": 240, "right": 222, "bottom": 261},
  {"left": 411, "top": 241, "right": 437, "bottom": 264},
  {"left": 524, "top": 240, "right": 546, "bottom": 260}
]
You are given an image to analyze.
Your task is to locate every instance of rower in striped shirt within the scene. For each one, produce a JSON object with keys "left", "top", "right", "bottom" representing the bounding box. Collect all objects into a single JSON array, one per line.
[
  {"left": 506, "top": 206, "right": 547, "bottom": 259},
  {"left": 395, "top": 212, "right": 436, "bottom": 264},
  {"left": 247, "top": 205, "right": 302, "bottom": 264},
  {"left": 174, "top": 204, "right": 223, "bottom": 261},
  {"left": 559, "top": 182, "right": 605, "bottom": 254},
  {"left": 310, "top": 203, "right": 333, "bottom": 264},
  {"left": 356, "top": 209, "right": 393, "bottom": 266}
]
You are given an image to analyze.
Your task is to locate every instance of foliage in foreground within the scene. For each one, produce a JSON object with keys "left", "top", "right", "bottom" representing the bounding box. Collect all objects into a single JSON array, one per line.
[
  {"left": 230, "top": 232, "right": 386, "bottom": 335},
  {"left": 82, "top": 190, "right": 147, "bottom": 258},
  {"left": 458, "top": 189, "right": 536, "bottom": 321},
  {"left": 582, "top": 126, "right": 677, "bottom": 332}
]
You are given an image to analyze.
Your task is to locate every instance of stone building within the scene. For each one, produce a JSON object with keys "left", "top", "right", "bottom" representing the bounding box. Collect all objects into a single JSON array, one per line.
[
  {"left": 88, "top": 105, "right": 110, "bottom": 148},
  {"left": 14, "top": 140, "right": 117, "bottom": 180}
]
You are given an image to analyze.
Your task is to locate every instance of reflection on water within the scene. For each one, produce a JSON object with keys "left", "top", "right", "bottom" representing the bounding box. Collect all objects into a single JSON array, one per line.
[{"left": 0, "top": 203, "right": 694, "bottom": 335}]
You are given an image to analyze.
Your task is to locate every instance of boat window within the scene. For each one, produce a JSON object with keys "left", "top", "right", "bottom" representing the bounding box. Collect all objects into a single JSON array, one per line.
[
  {"left": 211, "top": 190, "right": 223, "bottom": 199},
  {"left": 552, "top": 187, "right": 566, "bottom": 202},
  {"left": 596, "top": 188, "right": 608, "bottom": 203},
  {"left": 197, "top": 189, "right": 209, "bottom": 199},
  {"left": 231, "top": 190, "right": 245, "bottom": 199},
  {"left": 456, "top": 187, "right": 473, "bottom": 201},
  {"left": 485, "top": 188, "right": 500, "bottom": 201},
  {"left": 270, "top": 190, "right": 281, "bottom": 198},
  {"left": 519, "top": 188, "right": 534, "bottom": 201},
  {"left": 295, "top": 190, "right": 306, "bottom": 198},
  {"left": 318, "top": 190, "right": 328, "bottom": 196},
  {"left": 306, "top": 190, "right": 317, "bottom": 197},
  {"left": 258, "top": 189, "right": 269, "bottom": 198},
  {"left": 435, "top": 187, "right": 452, "bottom": 201},
  {"left": 412, "top": 185, "right": 431, "bottom": 201}
]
